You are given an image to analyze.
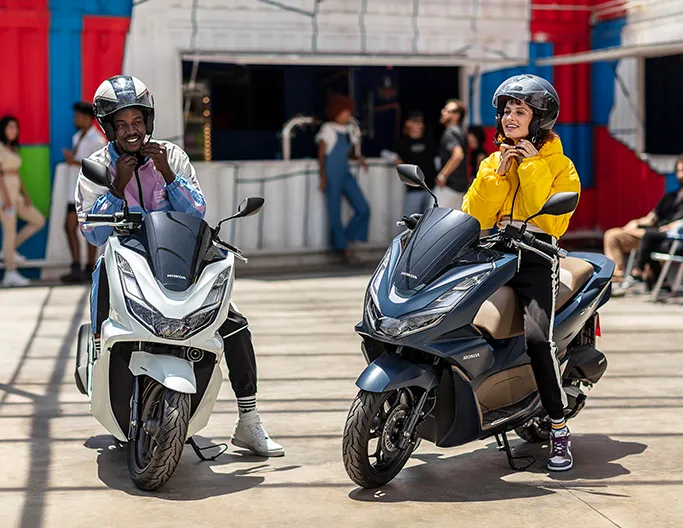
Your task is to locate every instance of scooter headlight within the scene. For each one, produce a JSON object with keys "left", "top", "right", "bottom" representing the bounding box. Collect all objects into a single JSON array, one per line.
[
  {"left": 116, "top": 252, "right": 221, "bottom": 340},
  {"left": 376, "top": 312, "right": 445, "bottom": 338}
]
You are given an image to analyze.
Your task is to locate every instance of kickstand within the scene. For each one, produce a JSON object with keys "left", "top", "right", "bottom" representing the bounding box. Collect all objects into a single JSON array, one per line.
[
  {"left": 495, "top": 432, "right": 535, "bottom": 471},
  {"left": 186, "top": 437, "right": 229, "bottom": 461}
]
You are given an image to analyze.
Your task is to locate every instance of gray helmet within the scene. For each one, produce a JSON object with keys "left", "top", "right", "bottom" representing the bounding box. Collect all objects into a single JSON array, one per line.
[
  {"left": 492, "top": 74, "right": 560, "bottom": 142},
  {"left": 93, "top": 75, "right": 155, "bottom": 141}
]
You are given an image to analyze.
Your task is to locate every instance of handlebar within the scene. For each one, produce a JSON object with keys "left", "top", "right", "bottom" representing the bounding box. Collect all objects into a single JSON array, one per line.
[
  {"left": 487, "top": 225, "right": 567, "bottom": 261},
  {"left": 215, "top": 237, "right": 248, "bottom": 263},
  {"left": 85, "top": 213, "right": 118, "bottom": 223}
]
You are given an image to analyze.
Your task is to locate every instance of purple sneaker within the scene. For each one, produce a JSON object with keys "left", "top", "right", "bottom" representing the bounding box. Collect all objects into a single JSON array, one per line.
[{"left": 548, "top": 426, "right": 573, "bottom": 471}]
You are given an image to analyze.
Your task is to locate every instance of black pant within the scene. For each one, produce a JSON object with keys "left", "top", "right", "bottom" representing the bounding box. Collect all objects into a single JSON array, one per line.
[
  {"left": 94, "top": 265, "right": 257, "bottom": 398},
  {"left": 503, "top": 238, "right": 567, "bottom": 420},
  {"left": 636, "top": 229, "right": 670, "bottom": 279}
]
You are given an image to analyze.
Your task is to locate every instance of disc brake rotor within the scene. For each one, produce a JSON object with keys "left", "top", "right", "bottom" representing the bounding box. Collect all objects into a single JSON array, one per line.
[{"left": 381, "top": 403, "right": 410, "bottom": 456}]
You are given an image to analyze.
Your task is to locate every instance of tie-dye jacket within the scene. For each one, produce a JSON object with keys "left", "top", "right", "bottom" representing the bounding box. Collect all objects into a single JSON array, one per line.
[{"left": 75, "top": 141, "right": 206, "bottom": 246}]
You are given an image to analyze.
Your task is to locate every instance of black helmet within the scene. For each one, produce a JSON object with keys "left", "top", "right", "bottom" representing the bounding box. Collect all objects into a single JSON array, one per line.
[
  {"left": 492, "top": 74, "right": 560, "bottom": 142},
  {"left": 93, "top": 75, "right": 154, "bottom": 141}
]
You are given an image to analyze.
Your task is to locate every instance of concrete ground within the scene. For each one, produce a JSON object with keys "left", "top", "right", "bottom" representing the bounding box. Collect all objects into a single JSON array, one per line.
[{"left": 1, "top": 275, "right": 682, "bottom": 528}]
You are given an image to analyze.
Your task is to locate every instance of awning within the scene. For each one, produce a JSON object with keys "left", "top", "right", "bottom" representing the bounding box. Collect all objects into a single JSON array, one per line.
[
  {"left": 536, "top": 40, "right": 683, "bottom": 66},
  {"left": 180, "top": 50, "right": 528, "bottom": 67}
]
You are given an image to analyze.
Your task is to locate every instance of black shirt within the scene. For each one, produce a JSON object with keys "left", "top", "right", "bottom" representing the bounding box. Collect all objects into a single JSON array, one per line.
[
  {"left": 470, "top": 147, "right": 488, "bottom": 181},
  {"left": 654, "top": 187, "right": 683, "bottom": 226},
  {"left": 395, "top": 134, "right": 437, "bottom": 192},
  {"left": 439, "top": 125, "right": 469, "bottom": 193}
]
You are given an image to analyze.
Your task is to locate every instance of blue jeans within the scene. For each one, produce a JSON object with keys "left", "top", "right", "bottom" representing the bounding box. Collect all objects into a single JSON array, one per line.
[{"left": 326, "top": 170, "right": 370, "bottom": 251}]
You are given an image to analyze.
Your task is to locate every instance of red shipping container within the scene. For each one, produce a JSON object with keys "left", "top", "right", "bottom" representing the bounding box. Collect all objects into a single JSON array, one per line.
[
  {"left": 594, "top": 127, "right": 664, "bottom": 231},
  {"left": 0, "top": 8, "right": 50, "bottom": 144},
  {"left": 0, "top": 0, "right": 47, "bottom": 8},
  {"left": 81, "top": 16, "right": 130, "bottom": 102}
]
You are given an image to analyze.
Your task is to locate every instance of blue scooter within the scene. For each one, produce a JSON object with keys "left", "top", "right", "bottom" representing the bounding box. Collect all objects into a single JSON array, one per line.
[{"left": 342, "top": 164, "right": 613, "bottom": 489}]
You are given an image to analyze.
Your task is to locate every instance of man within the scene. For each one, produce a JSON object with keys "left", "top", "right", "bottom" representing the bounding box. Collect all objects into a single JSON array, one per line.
[
  {"left": 605, "top": 156, "right": 683, "bottom": 284},
  {"left": 436, "top": 99, "right": 468, "bottom": 210},
  {"left": 394, "top": 111, "right": 437, "bottom": 217},
  {"left": 76, "top": 75, "right": 284, "bottom": 457},
  {"left": 61, "top": 102, "right": 107, "bottom": 283},
  {"left": 609, "top": 156, "right": 683, "bottom": 292}
]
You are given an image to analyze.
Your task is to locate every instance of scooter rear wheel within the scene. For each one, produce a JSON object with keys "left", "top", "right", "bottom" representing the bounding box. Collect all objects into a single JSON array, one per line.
[
  {"left": 342, "top": 389, "right": 416, "bottom": 489},
  {"left": 127, "top": 381, "right": 190, "bottom": 491}
]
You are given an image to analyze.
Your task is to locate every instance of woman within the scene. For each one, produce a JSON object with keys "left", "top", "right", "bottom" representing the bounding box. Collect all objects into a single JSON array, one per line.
[
  {"left": 316, "top": 95, "right": 370, "bottom": 263},
  {"left": 0, "top": 116, "right": 45, "bottom": 287},
  {"left": 462, "top": 74, "right": 581, "bottom": 471},
  {"left": 467, "top": 125, "right": 488, "bottom": 180}
]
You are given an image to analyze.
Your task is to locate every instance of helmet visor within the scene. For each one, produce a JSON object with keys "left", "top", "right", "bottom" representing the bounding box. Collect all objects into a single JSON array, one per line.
[{"left": 492, "top": 76, "right": 554, "bottom": 111}]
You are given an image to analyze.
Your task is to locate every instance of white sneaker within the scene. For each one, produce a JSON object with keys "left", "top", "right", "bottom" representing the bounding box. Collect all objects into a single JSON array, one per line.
[
  {"left": 0, "top": 250, "right": 27, "bottom": 264},
  {"left": 231, "top": 410, "right": 285, "bottom": 457},
  {"left": 2, "top": 270, "right": 30, "bottom": 287}
]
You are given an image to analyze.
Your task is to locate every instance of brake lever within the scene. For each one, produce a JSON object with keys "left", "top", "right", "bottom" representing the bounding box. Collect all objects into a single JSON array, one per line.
[{"left": 215, "top": 237, "right": 248, "bottom": 263}]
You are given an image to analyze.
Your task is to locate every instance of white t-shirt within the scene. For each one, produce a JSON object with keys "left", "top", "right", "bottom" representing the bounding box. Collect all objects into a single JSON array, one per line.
[
  {"left": 67, "top": 126, "right": 107, "bottom": 203},
  {"left": 315, "top": 122, "right": 360, "bottom": 155}
]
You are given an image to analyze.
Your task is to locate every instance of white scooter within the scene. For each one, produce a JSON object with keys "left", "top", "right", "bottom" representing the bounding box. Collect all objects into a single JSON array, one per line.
[{"left": 74, "top": 159, "right": 263, "bottom": 491}]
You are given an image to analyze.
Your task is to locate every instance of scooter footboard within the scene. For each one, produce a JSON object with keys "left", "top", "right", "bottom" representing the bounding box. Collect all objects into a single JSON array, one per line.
[{"left": 356, "top": 353, "right": 440, "bottom": 393}]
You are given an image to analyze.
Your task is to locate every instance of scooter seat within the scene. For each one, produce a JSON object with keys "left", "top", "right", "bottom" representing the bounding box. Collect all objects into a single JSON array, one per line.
[{"left": 473, "top": 257, "right": 594, "bottom": 339}]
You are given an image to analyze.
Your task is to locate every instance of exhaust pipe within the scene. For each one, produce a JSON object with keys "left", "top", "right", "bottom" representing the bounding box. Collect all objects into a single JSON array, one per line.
[{"left": 187, "top": 348, "right": 204, "bottom": 362}]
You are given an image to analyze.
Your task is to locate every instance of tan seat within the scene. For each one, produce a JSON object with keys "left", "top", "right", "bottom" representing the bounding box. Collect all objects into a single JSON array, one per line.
[{"left": 473, "top": 256, "right": 594, "bottom": 339}]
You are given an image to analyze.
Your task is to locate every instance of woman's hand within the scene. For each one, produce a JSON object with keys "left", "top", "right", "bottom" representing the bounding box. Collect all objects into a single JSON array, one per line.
[
  {"left": 516, "top": 139, "right": 539, "bottom": 159},
  {"left": 496, "top": 146, "right": 518, "bottom": 176}
]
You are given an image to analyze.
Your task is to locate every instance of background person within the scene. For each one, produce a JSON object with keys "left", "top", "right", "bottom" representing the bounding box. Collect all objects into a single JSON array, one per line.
[
  {"left": 316, "top": 94, "right": 369, "bottom": 263},
  {"left": 0, "top": 115, "right": 45, "bottom": 287},
  {"left": 394, "top": 111, "right": 437, "bottom": 217},
  {"left": 435, "top": 99, "right": 468, "bottom": 209},
  {"left": 61, "top": 102, "right": 107, "bottom": 283},
  {"left": 467, "top": 125, "right": 489, "bottom": 181}
]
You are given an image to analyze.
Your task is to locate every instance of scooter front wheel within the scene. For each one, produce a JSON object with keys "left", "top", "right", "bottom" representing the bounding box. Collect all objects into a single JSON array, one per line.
[
  {"left": 127, "top": 381, "right": 190, "bottom": 491},
  {"left": 342, "top": 389, "right": 416, "bottom": 489}
]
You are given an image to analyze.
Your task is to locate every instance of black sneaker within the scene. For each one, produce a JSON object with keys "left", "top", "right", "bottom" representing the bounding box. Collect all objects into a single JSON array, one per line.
[
  {"left": 548, "top": 426, "right": 573, "bottom": 471},
  {"left": 60, "top": 263, "right": 82, "bottom": 284}
]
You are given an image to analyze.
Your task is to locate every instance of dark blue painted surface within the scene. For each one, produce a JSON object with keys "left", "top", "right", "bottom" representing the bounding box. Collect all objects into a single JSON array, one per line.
[
  {"left": 591, "top": 17, "right": 627, "bottom": 126},
  {"left": 555, "top": 123, "right": 594, "bottom": 187},
  {"left": 666, "top": 172, "right": 679, "bottom": 193},
  {"left": 49, "top": 14, "right": 82, "bottom": 180},
  {"left": 479, "top": 42, "right": 554, "bottom": 126},
  {"left": 50, "top": 0, "right": 133, "bottom": 17}
]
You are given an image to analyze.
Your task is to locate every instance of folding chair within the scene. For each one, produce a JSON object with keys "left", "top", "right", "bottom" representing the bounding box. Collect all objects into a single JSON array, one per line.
[{"left": 650, "top": 226, "right": 683, "bottom": 302}]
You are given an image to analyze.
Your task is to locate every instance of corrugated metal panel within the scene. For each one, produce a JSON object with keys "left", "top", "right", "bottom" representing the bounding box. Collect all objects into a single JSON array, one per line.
[
  {"left": 570, "top": 187, "right": 596, "bottom": 231},
  {"left": 0, "top": 8, "right": 49, "bottom": 144},
  {"left": 555, "top": 124, "right": 593, "bottom": 187},
  {"left": 594, "top": 127, "right": 664, "bottom": 230},
  {"left": 479, "top": 42, "right": 553, "bottom": 127},
  {"left": 49, "top": 13, "right": 82, "bottom": 173},
  {"left": 0, "top": 0, "right": 46, "bottom": 7},
  {"left": 49, "top": 0, "right": 132, "bottom": 17},
  {"left": 591, "top": 18, "right": 626, "bottom": 126},
  {"left": 81, "top": 16, "right": 130, "bottom": 101},
  {"left": 553, "top": 42, "right": 590, "bottom": 124}
]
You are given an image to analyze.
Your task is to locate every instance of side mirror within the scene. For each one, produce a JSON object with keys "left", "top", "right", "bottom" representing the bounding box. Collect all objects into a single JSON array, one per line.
[
  {"left": 82, "top": 158, "right": 112, "bottom": 189},
  {"left": 396, "top": 164, "right": 425, "bottom": 188},
  {"left": 236, "top": 197, "right": 265, "bottom": 218},
  {"left": 537, "top": 192, "right": 579, "bottom": 217}
]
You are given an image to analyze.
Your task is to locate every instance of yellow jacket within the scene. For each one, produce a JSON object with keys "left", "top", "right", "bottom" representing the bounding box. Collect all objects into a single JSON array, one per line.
[{"left": 462, "top": 137, "right": 581, "bottom": 238}]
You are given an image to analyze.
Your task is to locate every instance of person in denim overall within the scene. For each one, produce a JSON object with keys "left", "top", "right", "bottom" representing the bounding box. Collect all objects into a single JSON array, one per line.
[{"left": 316, "top": 95, "right": 369, "bottom": 262}]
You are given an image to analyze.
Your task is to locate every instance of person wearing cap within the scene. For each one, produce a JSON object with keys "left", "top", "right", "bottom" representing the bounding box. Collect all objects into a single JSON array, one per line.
[
  {"left": 316, "top": 94, "right": 370, "bottom": 263},
  {"left": 394, "top": 111, "right": 438, "bottom": 217},
  {"left": 61, "top": 102, "right": 107, "bottom": 283},
  {"left": 463, "top": 74, "right": 581, "bottom": 471}
]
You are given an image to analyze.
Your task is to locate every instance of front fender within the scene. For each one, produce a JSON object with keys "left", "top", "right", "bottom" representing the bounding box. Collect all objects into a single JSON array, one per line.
[
  {"left": 356, "top": 353, "right": 440, "bottom": 393},
  {"left": 129, "top": 351, "right": 197, "bottom": 394}
]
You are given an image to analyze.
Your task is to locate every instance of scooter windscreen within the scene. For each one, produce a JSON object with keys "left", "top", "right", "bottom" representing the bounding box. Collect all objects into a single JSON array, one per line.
[
  {"left": 393, "top": 208, "right": 481, "bottom": 292},
  {"left": 123, "top": 211, "right": 215, "bottom": 292}
]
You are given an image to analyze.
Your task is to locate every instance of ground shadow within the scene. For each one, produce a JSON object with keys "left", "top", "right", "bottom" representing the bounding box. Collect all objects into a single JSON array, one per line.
[
  {"left": 349, "top": 434, "right": 647, "bottom": 503},
  {"left": 85, "top": 435, "right": 300, "bottom": 500}
]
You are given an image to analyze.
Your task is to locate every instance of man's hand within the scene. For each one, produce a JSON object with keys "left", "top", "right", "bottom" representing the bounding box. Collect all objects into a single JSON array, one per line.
[
  {"left": 319, "top": 175, "right": 327, "bottom": 192},
  {"left": 113, "top": 154, "right": 137, "bottom": 198},
  {"left": 62, "top": 148, "right": 77, "bottom": 166},
  {"left": 141, "top": 141, "right": 175, "bottom": 183},
  {"left": 436, "top": 173, "right": 447, "bottom": 188},
  {"left": 360, "top": 157, "right": 368, "bottom": 171}
]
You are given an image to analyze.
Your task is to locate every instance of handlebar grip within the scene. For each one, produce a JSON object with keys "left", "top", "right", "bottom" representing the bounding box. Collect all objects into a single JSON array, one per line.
[
  {"left": 532, "top": 237, "right": 559, "bottom": 257},
  {"left": 85, "top": 214, "right": 117, "bottom": 222}
]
